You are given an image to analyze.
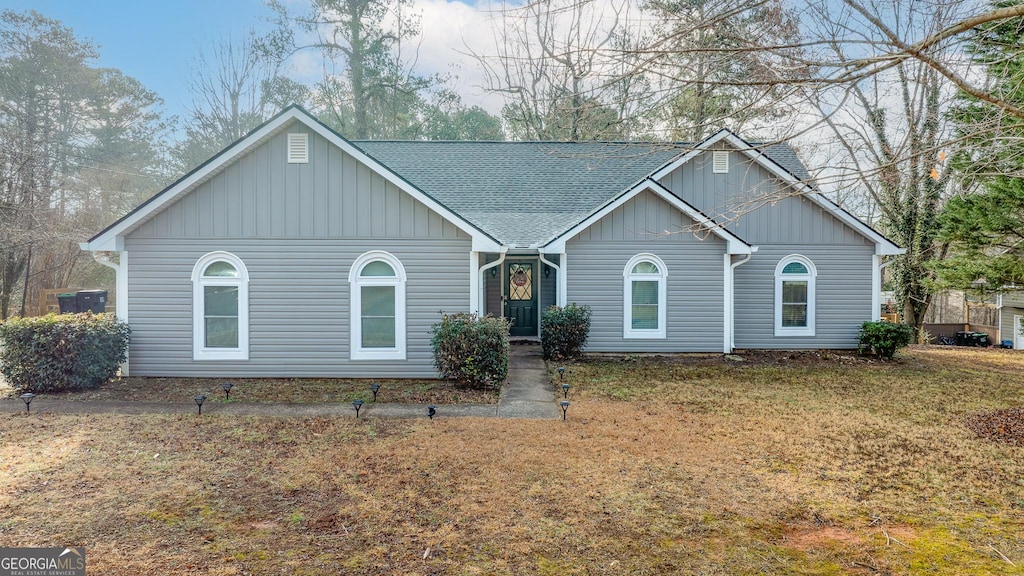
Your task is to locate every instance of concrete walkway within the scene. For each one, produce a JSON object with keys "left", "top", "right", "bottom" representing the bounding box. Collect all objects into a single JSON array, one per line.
[
  {"left": 497, "top": 343, "right": 560, "bottom": 419},
  {"left": 4, "top": 344, "right": 560, "bottom": 420}
]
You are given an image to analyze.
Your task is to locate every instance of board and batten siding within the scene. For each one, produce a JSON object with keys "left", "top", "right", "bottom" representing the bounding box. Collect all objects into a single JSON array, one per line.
[
  {"left": 129, "top": 123, "right": 465, "bottom": 241},
  {"left": 658, "top": 146, "right": 873, "bottom": 247},
  {"left": 733, "top": 244, "right": 874, "bottom": 349},
  {"left": 566, "top": 190, "right": 727, "bottom": 352},
  {"left": 123, "top": 121, "right": 471, "bottom": 377}
]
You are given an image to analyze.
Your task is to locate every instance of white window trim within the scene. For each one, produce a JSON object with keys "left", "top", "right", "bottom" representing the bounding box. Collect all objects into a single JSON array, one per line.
[
  {"left": 191, "top": 251, "right": 249, "bottom": 360},
  {"left": 623, "top": 253, "right": 668, "bottom": 339},
  {"left": 349, "top": 251, "right": 407, "bottom": 360},
  {"left": 774, "top": 254, "right": 816, "bottom": 337}
]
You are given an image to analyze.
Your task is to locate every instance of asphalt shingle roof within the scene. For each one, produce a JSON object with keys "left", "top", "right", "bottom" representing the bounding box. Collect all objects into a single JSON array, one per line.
[{"left": 355, "top": 140, "right": 811, "bottom": 246}]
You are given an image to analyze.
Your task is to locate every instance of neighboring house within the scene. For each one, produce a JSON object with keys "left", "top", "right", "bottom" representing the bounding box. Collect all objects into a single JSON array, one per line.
[
  {"left": 81, "top": 106, "right": 902, "bottom": 377},
  {"left": 997, "top": 292, "right": 1024, "bottom": 348}
]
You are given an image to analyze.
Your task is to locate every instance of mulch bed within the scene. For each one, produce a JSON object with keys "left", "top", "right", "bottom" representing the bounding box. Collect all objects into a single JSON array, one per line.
[{"left": 965, "top": 407, "right": 1024, "bottom": 446}]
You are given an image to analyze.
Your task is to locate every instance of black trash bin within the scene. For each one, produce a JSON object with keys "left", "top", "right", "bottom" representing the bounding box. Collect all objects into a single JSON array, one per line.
[
  {"left": 955, "top": 331, "right": 972, "bottom": 346},
  {"left": 972, "top": 332, "right": 990, "bottom": 347},
  {"left": 57, "top": 293, "right": 78, "bottom": 313},
  {"left": 76, "top": 290, "right": 108, "bottom": 314}
]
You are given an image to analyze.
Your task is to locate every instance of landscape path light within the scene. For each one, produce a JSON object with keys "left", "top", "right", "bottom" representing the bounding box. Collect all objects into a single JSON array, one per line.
[
  {"left": 428, "top": 405, "right": 437, "bottom": 420},
  {"left": 20, "top": 393, "right": 35, "bottom": 413},
  {"left": 560, "top": 400, "right": 570, "bottom": 421},
  {"left": 222, "top": 382, "right": 234, "bottom": 400},
  {"left": 558, "top": 366, "right": 566, "bottom": 381},
  {"left": 562, "top": 383, "right": 570, "bottom": 398},
  {"left": 194, "top": 394, "right": 207, "bottom": 415},
  {"left": 353, "top": 399, "right": 364, "bottom": 418},
  {"left": 370, "top": 383, "right": 381, "bottom": 402}
]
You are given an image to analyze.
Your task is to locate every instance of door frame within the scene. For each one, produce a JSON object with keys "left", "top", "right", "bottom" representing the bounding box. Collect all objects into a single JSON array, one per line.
[{"left": 503, "top": 258, "right": 540, "bottom": 337}]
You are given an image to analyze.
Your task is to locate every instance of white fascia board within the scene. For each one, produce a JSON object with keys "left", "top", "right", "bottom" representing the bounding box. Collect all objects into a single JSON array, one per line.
[
  {"left": 84, "top": 107, "right": 500, "bottom": 253},
  {"left": 543, "top": 179, "right": 751, "bottom": 255},
  {"left": 650, "top": 129, "right": 904, "bottom": 256}
]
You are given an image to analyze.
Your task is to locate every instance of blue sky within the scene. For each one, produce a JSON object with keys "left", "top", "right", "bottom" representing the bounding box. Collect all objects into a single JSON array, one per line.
[{"left": 5, "top": 0, "right": 278, "bottom": 120}]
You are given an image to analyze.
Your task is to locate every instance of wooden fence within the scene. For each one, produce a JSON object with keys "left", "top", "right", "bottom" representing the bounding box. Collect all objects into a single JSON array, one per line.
[{"left": 922, "top": 323, "right": 999, "bottom": 344}]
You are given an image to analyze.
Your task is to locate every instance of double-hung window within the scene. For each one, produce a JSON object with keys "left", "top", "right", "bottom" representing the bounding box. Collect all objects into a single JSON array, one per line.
[
  {"left": 624, "top": 253, "right": 667, "bottom": 339},
  {"left": 192, "top": 252, "right": 249, "bottom": 360},
  {"left": 350, "top": 251, "right": 406, "bottom": 360},
  {"left": 775, "top": 255, "right": 816, "bottom": 336}
]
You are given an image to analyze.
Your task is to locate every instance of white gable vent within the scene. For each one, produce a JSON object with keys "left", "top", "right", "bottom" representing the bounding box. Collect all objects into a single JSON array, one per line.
[
  {"left": 287, "top": 133, "right": 309, "bottom": 163},
  {"left": 712, "top": 150, "right": 729, "bottom": 173}
]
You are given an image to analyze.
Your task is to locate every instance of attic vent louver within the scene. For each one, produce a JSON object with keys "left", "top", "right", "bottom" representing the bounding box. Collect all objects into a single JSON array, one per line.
[
  {"left": 287, "top": 133, "right": 309, "bottom": 163},
  {"left": 712, "top": 150, "right": 729, "bottom": 173}
]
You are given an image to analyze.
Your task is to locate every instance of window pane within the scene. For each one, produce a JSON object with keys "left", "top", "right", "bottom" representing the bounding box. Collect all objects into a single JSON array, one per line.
[
  {"left": 782, "top": 281, "right": 807, "bottom": 304},
  {"left": 508, "top": 264, "right": 533, "bottom": 301},
  {"left": 362, "top": 286, "right": 395, "bottom": 316},
  {"left": 362, "top": 318, "right": 396, "bottom": 347},
  {"left": 632, "top": 280, "right": 658, "bottom": 305},
  {"left": 631, "top": 261, "right": 659, "bottom": 274},
  {"left": 203, "top": 261, "right": 239, "bottom": 277},
  {"left": 205, "top": 317, "right": 239, "bottom": 348},
  {"left": 782, "top": 304, "right": 807, "bottom": 327},
  {"left": 361, "top": 285, "right": 396, "bottom": 348},
  {"left": 632, "top": 305, "right": 658, "bottom": 329},
  {"left": 782, "top": 262, "right": 808, "bottom": 275},
  {"left": 205, "top": 286, "right": 238, "bottom": 316},
  {"left": 361, "top": 261, "right": 395, "bottom": 277},
  {"left": 631, "top": 280, "right": 659, "bottom": 329}
]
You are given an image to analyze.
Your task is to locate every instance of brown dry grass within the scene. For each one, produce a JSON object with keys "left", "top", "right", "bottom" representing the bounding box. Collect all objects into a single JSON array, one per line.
[{"left": 1, "top": 346, "right": 1023, "bottom": 575}]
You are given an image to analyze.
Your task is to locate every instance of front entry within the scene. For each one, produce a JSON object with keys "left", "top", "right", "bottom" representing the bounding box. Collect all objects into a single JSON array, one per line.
[{"left": 505, "top": 260, "right": 538, "bottom": 337}]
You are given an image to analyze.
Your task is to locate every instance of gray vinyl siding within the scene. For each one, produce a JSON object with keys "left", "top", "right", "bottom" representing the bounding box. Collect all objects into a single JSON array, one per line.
[
  {"left": 483, "top": 254, "right": 501, "bottom": 317},
  {"left": 1002, "top": 292, "right": 1024, "bottom": 307},
  {"left": 733, "top": 244, "right": 874, "bottom": 349},
  {"left": 129, "top": 124, "right": 465, "bottom": 241},
  {"left": 124, "top": 238, "right": 470, "bottom": 377},
  {"left": 540, "top": 254, "right": 558, "bottom": 312},
  {"left": 658, "top": 147, "right": 872, "bottom": 247},
  {"left": 566, "top": 190, "right": 726, "bottom": 352},
  {"left": 123, "top": 121, "right": 472, "bottom": 377}
]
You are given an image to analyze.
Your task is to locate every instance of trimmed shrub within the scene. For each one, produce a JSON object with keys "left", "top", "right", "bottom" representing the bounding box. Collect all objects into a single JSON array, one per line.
[
  {"left": 431, "top": 312, "right": 510, "bottom": 388},
  {"left": 0, "top": 313, "right": 130, "bottom": 393},
  {"left": 541, "top": 304, "right": 592, "bottom": 360},
  {"left": 858, "top": 320, "right": 913, "bottom": 359}
]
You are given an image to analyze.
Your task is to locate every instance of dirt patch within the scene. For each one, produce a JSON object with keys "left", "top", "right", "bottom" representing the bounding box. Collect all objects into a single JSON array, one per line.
[
  {"left": 965, "top": 407, "right": 1024, "bottom": 445},
  {"left": 784, "top": 525, "right": 867, "bottom": 551}
]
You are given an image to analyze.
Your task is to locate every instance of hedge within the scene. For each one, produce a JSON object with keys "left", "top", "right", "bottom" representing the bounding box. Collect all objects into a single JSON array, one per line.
[
  {"left": 431, "top": 312, "right": 510, "bottom": 388},
  {"left": 0, "top": 313, "right": 130, "bottom": 393},
  {"left": 540, "top": 304, "right": 592, "bottom": 360},
  {"left": 857, "top": 320, "right": 913, "bottom": 359}
]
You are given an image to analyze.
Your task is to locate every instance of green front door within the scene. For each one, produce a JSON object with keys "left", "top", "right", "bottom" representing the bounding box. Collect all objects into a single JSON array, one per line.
[{"left": 505, "top": 260, "right": 538, "bottom": 337}]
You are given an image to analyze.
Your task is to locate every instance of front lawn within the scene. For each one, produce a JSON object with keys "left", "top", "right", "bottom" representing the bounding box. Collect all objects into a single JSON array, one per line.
[
  {"left": 1, "top": 346, "right": 1021, "bottom": 574},
  {"left": 0, "top": 376, "right": 497, "bottom": 405}
]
